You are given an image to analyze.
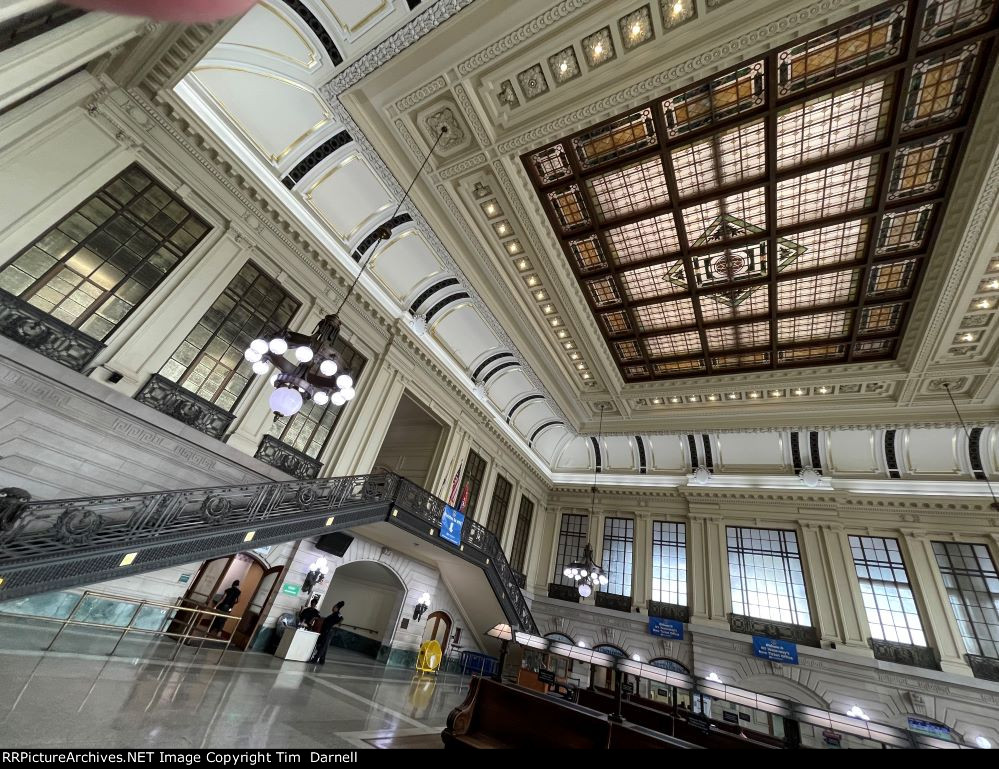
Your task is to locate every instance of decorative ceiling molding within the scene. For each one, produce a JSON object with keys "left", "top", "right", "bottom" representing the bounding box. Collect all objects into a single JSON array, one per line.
[
  {"left": 494, "top": 0, "right": 857, "bottom": 155},
  {"left": 323, "top": 0, "right": 478, "bottom": 98},
  {"left": 456, "top": 0, "right": 592, "bottom": 77}
]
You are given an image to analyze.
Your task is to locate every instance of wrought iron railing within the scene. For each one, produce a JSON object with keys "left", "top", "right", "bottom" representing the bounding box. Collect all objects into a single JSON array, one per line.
[
  {"left": 869, "top": 638, "right": 941, "bottom": 670},
  {"left": 255, "top": 435, "right": 322, "bottom": 480},
  {"left": 133, "top": 374, "right": 236, "bottom": 440},
  {"left": 547, "top": 583, "right": 580, "bottom": 603},
  {"left": 0, "top": 288, "right": 105, "bottom": 372},
  {"left": 0, "top": 472, "right": 539, "bottom": 633},
  {"left": 595, "top": 592, "right": 632, "bottom": 613},
  {"left": 967, "top": 654, "right": 999, "bottom": 682},
  {"left": 647, "top": 599, "right": 690, "bottom": 623},
  {"left": 728, "top": 613, "right": 821, "bottom": 648}
]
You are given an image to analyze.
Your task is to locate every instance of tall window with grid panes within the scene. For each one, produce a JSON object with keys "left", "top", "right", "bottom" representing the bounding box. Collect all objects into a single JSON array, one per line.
[
  {"left": 0, "top": 164, "right": 208, "bottom": 342},
  {"left": 932, "top": 542, "right": 999, "bottom": 661},
  {"left": 266, "top": 335, "right": 365, "bottom": 461},
  {"left": 600, "top": 517, "right": 634, "bottom": 597},
  {"left": 727, "top": 527, "right": 812, "bottom": 627},
  {"left": 552, "top": 513, "right": 587, "bottom": 587},
  {"left": 157, "top": 262, "right": 300, "bottom": 412},
  {"left": 652, "top": 521, "right": 687, "bottom": 607}
]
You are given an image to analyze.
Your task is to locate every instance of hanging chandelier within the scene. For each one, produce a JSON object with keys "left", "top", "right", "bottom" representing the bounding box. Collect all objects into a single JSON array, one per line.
[
  {"left": 244, "top": 124, "right": 448, "bottom": 419},
  {"left": 244, "top": 314, "right": 355, "bottom": 417},
  {"left": 563, "top": 404, "right": 608, "bottom": 597}
]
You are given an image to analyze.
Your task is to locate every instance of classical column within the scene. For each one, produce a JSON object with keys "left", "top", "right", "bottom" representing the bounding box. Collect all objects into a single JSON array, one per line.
[
  {"left": 688, "top": 512, "right": 729, "bottom": 628},
  {"left": 632, "top": 513, "right": 650, "bottom": 610},
  {"left": 326, "top": 349, "right": 404, "bottom": 477},
  {"left": 798, "top": 521, "right": 871, "bottom": 654},
  {"left": 901, "top": 530, "right": 971, "bottom": 676}
]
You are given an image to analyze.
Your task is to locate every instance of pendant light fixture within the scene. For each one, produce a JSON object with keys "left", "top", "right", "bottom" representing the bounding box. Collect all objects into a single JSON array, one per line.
[
  {"left": 563, "top": 404, "right": 608, "bottom": 596},
  {"left": 244, "top": 125, "right": 448, "bottom": 418}
]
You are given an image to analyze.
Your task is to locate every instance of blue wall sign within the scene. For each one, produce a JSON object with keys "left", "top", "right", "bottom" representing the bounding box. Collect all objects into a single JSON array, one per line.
[
  {"left": 752, "top": 636, "right": 799, "bottom": 664},
  {"left": 440, "top": 505, "right": 464, "bottom": 546},
  {"left": 907, "top": 718, "right": 953, "bottom": 741},
  {"left": 648, "top": 617, "right": 684, "bottom": 640}
]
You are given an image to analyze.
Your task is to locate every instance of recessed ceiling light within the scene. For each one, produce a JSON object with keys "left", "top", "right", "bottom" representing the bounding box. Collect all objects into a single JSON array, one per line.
[
  {"left": 770, "top": 390, "right": 781, "bottom": 397},
  {"left": 485, "top": 203, "right": 496, "bottom": 215},
  {"left": 818, "top": 386, "right": 829, "bottom": 394},
  {"left": 989, "top": 279, "right": 999, "bottom": 290},
  {"left": 594, "top": 43, "right": 604, "bottom": 55},
  {"left": 727, "top": 392, "right": 738, "bottom": 399},
  {"left": 543, "top": 304, "right": 554, "bottom": 314},
  {"left": 749, "top": 392, "right": 759, "bottom": 399},
  {"left": 535, "top": 290, "right": 546, "bottom": 301},
  {"left": 962, "top": 333, "right": 974, "bottom": 342},
  {"left": 550, "top": 318, "right": 561, "bottom": 327},
  {"left": 507, "top": 241, "right": 522, "bottom": 254},
  {"left": 570, "top": 352, "right": 580, "bottom": 360},
  {"left": 517, "top": 259, "right": 528, "bottom": 270},
  {"left": 630, "top": 22, "right": 642, "bottom": 37},
  {"left": 672, "top": 0, "right": 684, "bottom": 15},
  {"left": 652, "top": 398, "right": 663, "bottom": 404},
  {"left": 670, "top": 396, "right": 681, "bottom": 403},
  {"left": 576, "top": 362, "right": 586, "bottom": 370},
  {"left": 559, "top": 60, "right": 568, "bottom": 73},
  {"left": 794, "top": 388, "right": 805, "bottom": 396},
  {"left": 688, "top": 395, "right": 697, "bottom": 402},
  {"left": 582, "top": 373, "right": 592, "bottom": 380},
  {"left": 557, "top": 330, "right": 568, "bottom": 339},
  {"left": 978, "top": 300, "right": 991, "bottom": 309},
  {"left": 527, "top": 275, "right": 539, "bottom": 287},
  {"left": 563, "top": 341, "right": 573, "bottom": 349},
  {"left": 497, "top": 223, "right": 509, "bottom": 235},
  {"left": 707, "top": 394, "right": 717, "bottom": 401}
]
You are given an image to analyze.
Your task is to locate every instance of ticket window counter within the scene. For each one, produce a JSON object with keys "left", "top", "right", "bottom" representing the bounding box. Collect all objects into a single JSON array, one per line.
[{"left": 647, "top": 684, "right": 691, "bottom": 710}]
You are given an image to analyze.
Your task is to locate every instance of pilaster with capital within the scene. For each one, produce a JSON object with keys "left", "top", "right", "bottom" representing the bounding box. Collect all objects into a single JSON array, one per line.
[{"left": 688, "top": 511, "right": 729, "bottom": 628}]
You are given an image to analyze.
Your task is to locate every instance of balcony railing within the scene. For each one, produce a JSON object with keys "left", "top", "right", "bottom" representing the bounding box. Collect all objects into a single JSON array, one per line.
[
  {"left": 728, "top": 613, "right": 821, "bottom": 648},
  {"left": 595, "top": 592, "right": 632, "bottom": 613},
  {"left": 134, "top": 374, "right": 235, "bottom": 440},
  {"left": 869, "top": 638, "right": 940, "bottom": 670},
  {"left": 547, "top": 583, "right": 580, "bottom": 603},
  {"left": 647, "top": 600, "right": 690, "bottom": 623},
  {"left": 255, "top": 435, "right": 322, "bottom": 480},
  {"left": 0, "top": 288, "right": 104, "bottom": 372}
]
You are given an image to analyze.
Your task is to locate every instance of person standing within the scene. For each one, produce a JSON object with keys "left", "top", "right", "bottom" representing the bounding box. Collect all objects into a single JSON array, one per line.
[
  {"left": 298, "top": 595, "right": 322, "bottom": 630},
  {"left": 209, "top": 580, "right": 241, "bottom": 637},
  {"left": 308, "top": 601, "right": 345, "bottom": 665}
]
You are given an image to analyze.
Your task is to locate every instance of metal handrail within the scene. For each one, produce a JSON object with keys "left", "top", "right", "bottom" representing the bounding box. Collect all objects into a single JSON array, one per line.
[{"left": 0, "top": 589, "right": 242, "bottom": 663}]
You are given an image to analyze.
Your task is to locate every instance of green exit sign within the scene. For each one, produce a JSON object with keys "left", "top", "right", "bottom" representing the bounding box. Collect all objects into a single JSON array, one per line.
[{"left": 281, "top": 584, "right": 300, "bottom": 596}]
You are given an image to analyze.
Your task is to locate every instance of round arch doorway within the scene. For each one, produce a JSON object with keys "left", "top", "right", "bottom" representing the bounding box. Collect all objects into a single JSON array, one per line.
[{"left": 320, "top": 560, "right": 406, "bottom": 659}]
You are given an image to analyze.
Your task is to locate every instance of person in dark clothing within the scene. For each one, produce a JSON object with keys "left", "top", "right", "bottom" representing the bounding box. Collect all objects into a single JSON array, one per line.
[
  {"left": 308, "top": 601, "right": 345, "bottom": 665},
  {"left": 298, "top": 596, "right": 321, "bottom": 630},
  {"left": 209, "top": 580, "right": 241, "bottom": 636}
]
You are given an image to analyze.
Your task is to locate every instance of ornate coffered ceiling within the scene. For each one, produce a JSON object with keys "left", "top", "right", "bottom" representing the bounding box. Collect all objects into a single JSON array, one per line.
[{"left": 172, "top": 0, "right": 999, "bottom": 481}]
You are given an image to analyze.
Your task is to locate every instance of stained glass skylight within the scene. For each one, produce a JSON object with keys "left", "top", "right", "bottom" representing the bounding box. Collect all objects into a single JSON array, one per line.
[{"left": 523, "top": 0, "right": 997, "bottom": 380}]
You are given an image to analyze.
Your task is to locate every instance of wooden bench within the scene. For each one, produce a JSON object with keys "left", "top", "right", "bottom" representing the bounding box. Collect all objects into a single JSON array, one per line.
[{"left": 442, "top": 676, "right": 701, "bottom": 749}]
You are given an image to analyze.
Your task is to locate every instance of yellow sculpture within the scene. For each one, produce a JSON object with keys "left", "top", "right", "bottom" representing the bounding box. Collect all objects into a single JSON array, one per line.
[{"left": 416, "top": 639, "right": 442, "bottom": 673}]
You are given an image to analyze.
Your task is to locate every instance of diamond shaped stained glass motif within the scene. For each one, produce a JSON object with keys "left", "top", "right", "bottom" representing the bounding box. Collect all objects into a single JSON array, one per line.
[{"left": 522, "top": 0, "right": 998, "bottom": 381}]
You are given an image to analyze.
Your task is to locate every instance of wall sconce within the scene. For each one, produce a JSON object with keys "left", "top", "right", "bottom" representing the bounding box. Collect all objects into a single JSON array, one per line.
[
  {"left": 303, "top": 556, "right": 329, "bottom": 594},
  {"left": 412, "top": 592, "right": 431, "bottom": 621}
]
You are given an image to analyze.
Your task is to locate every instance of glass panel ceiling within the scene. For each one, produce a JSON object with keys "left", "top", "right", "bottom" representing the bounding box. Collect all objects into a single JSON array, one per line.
[{"left": 525, "top": 0, "right": 998, "bottom": 381}]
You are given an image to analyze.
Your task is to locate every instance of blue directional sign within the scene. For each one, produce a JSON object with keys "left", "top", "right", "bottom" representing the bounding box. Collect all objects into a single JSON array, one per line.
[
  {"left": 440, "top": 505, "right": 464, "bottom": 546},
  {"left": 648, "top": 617, "right": 684, "bottom": 640},
  {"left": 752, "top": 636, "right": 798, "bottom": 664}
]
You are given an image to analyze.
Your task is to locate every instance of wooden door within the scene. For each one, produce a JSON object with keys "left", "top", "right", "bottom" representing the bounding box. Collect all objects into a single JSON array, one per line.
[
  {"left": 424, "top": 611, "right": 452, "bottom": 653},
  {"left": 229, "top": 566, "right": 282, "bottom": 650}
]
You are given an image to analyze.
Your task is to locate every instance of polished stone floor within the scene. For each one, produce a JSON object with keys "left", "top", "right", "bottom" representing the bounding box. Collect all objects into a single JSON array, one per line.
[{"left": 0, "top": 631, "right": 470, "bottom": 749}]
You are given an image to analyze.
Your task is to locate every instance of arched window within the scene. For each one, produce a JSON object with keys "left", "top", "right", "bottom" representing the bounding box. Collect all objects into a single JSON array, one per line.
[
  {"left": 650, "top": 657, "right": 690, "bottom": 675},
  {"left": 544, "top": 632, "right": 575, "bottom": 644},
  {"left": 593, "top": 643, "right": 627, "bottom": 658}
]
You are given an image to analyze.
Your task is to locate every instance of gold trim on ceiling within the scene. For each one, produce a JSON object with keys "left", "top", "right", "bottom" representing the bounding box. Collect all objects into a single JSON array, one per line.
[
  {"left": 302, "top": 153, "right": 394, "bottom": 243},
  {"left": 220, "top": 2, "right": 319, "bottom": 71},
  {"left": 367, "top": 229, "right": 443, "bottom": 303},
  {"left": 322, "top": 0, "right": 389, "bottom": 34},
  {"left": 191, "top": 66, "right": 331, "bottom": 164}
]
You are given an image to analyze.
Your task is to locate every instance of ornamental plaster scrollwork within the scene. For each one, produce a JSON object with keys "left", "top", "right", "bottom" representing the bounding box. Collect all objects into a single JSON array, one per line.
[
  {"left": 438, "top": 153, "right": 487, "bottom": 180},
  {"left": 452, "top": 84, "right": 489, "bottom": 147},
  {"left": 323, "top": 0, "right": 477, "bottom": 98},
  {"left": 395, "top": 75, "right": 448, "bottom": 112}
]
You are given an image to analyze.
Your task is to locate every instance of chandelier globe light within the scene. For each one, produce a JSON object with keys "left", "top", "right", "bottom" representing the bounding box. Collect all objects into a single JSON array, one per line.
[{"left": 244, "top": 125, "right": 449, "bottom": 419}]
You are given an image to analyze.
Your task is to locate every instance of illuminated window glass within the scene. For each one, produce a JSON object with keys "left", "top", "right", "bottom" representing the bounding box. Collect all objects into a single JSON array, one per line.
[
  {"left": 0, "top": 164, "right": 209, "bottom": 341},
  {"left": 485, "top": 474, "right": 513, "bottom": 538},
  {"left": 850, "top": 536, "right": 926, "bottom": 645},
  {"left": 932, "top": 541, "right": 999, "bottom": 658},
  {"left": 728, "top": 527, "right": 811, "bottom": 626},
  {"left": 601, "top": 517, "right": 634, "bottom": 597},
  {"left": 509, "top": 496, "right": 535, "bottom": 573},
  {"left": 652, "top": 521, "right": 687, "bottom": 606},
  {"left": 553, "top": 513, "right": 588, "bottom": 587},
  {"left": 159, "top": 262, "right": 299, "bottom": 411}
]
